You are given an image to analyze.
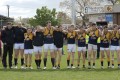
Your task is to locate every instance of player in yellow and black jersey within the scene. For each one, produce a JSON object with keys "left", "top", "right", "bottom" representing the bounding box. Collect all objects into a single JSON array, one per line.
[
  {"left": 76, "top": 27, "right": 86, "bottom": 68},
  {"left": 100, "top": 26, "right": 111, "bottom": 69},
  {"left": 110, "top": 25, "right": 120, "bottom": 68},
  {"left": 24, "top": 28, "right": 33, "bottom": 69},
  {"left": 118, "top": 29, "right": 120, "bottom": 69},
  {"left": 66, "top": 25, "right": 77, "bottom": 69},
  {"left": 87, "top": 23, "right": 100, "bottom": 69},
  {"left": 43, "top": 21, "right": 56, "bottom": 69}
]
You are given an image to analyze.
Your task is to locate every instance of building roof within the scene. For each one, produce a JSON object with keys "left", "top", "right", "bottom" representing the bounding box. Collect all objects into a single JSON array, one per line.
[
  {"left": 85, "top": 4, "right": 120, "bottom": 15},
  {"left": 0, "top": 14, "right": 14, "bottom": 21}
]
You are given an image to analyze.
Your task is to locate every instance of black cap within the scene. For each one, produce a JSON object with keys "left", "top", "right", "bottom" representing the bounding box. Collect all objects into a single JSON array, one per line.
[{"left": 92, "top": 23, "right": 96, "bottom": 26}]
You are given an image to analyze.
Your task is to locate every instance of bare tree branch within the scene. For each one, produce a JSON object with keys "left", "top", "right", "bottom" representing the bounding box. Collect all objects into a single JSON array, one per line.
[
  {"left": 109, "top": 0, "right": 118, "bottom": 5},
  {"left": 81, "top": 0, "right": 85, "bottom": 6},
  {"left": 76, "top": 0, "right": 84, "bottom": 8},
  {"left": 59, "top": 0, "right": 71, "bottom": 8}
]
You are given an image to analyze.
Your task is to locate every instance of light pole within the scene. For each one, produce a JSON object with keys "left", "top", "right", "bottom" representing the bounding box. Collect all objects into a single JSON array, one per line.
[
  {"left": 71, "top": 0, "right": 76, "bottom": 26},
  {"left": 6, "top": 5, "right": 10, "bottom": 17}
]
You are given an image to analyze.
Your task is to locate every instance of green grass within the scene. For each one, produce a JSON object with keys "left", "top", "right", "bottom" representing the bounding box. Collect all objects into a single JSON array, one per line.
[{"left": 0, "top": 46, "right": 120, "bottom": 80}]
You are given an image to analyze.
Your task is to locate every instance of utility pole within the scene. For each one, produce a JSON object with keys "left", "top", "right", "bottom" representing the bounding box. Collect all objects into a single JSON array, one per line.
[
  {"left": 71, "top": 0, "right": 76, "bottom": 26},
  {"left": 6, "top": 5, "right": 10, "bottom": 17}
]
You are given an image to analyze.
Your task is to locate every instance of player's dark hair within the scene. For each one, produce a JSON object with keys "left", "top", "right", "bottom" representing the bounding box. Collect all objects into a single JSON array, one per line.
[
  {"left": 92, "top": 23, "right": 96, "bottom": 26},
  {"left": 103, "top": 25, "right": 108, "bottom": 29},
  {"left": 7, "top": 22, "right": 12, "bottom": 25}
]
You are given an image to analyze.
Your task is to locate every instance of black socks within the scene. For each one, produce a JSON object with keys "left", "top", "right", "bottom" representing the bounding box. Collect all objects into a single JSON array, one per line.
[
  {"left": 67, "top": 60, "right": 70, "bottom": 66},
  {"left": 44, "top": 58, "right": 47, "bottom": 67}
]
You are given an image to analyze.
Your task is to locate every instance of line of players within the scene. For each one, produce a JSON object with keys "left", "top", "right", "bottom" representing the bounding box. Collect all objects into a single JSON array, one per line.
[{"left": 1, "top": 21, "right": 120, "bottom": 69}]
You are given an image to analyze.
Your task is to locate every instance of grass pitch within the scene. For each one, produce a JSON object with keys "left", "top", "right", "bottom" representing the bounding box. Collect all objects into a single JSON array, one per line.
[{"left": 0, "top": 47, "right": 120, "bottom": 80}]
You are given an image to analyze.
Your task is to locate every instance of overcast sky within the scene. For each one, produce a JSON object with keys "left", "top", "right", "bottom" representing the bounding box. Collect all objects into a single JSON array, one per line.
[{"left": 0, "top": 0, "right": 64, "bottom": 18}]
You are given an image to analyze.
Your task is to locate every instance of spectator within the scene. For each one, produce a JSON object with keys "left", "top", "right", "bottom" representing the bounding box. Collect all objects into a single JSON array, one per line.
[{"left": 1, "top": 22, "right": 14, "bottom": 69}]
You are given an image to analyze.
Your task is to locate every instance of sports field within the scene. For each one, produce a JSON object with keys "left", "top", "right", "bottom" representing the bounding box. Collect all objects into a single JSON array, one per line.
[{"left": 0, "top": 47, "right": 120, "bottom": 80}]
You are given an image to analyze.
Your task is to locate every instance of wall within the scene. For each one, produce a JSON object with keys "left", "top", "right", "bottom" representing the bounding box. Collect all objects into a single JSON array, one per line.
[
  {"left": 89, "top": 14, "right": 106, "bottom": 23},
  {"left": 118, "top": 14, "right": 120, "bottom": 25},
  {"left": 89, "top": 13, "right": 120, "bottom": 25},
  {"left": 113, "top": 13, "right": 120, "bottom": 25}
]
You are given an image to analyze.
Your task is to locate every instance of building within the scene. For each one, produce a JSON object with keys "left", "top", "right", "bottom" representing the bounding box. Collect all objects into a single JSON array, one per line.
[
  {"left": 0, "top": 14, "right": 14, "bottom": 28},
  {"left": 84, "top": 0, "right": 120, "bottom": 26}
]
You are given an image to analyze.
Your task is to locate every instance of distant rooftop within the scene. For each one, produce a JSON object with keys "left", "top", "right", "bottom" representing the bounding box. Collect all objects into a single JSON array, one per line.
[
  {"left": 0, "top": 14, "right": 14, "bottom": 27},
  {"left": 84, "top": 4, "right": 120, "bottom": 14},
  {"left": 0, "top": 14, "right": 14, "bottom": 21}
]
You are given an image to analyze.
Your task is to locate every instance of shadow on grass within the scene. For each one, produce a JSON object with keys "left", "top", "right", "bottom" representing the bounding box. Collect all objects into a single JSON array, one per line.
[{"left": 0, "top": 68, "right": 120, "bottom": 72}]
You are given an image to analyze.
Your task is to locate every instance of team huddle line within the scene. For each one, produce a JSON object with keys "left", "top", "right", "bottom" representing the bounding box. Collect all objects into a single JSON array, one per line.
[{"left": 1, "top": 21, "right": 120, "bottom": 70}]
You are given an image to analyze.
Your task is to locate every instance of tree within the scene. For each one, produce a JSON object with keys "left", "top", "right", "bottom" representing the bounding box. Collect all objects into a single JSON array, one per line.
[
  {"left": 57, "top": 12, "right": 71, "bottom": 24},
  {"left": 29, "top": 6, "right": 60, "bottom": 27},
  {"left": 60, "top": 0, "right": 120, "bottom": 26},
  {"left": 29, "top": 18, "right": 38, "bottom": 27},
  {"left": 60, "top": 0, "right": 89, "bottom": 26},
  {"left": 109, "top": 0, "right": 120, "bottom": 5},
  {"left": 75, "top": 0, "right": 89, "bottom": 26}
]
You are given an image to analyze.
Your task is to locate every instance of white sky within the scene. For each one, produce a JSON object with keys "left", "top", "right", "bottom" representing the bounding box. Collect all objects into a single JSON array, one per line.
[{"left": 0, "top": 0, "right": 64, "bottom": 18}]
